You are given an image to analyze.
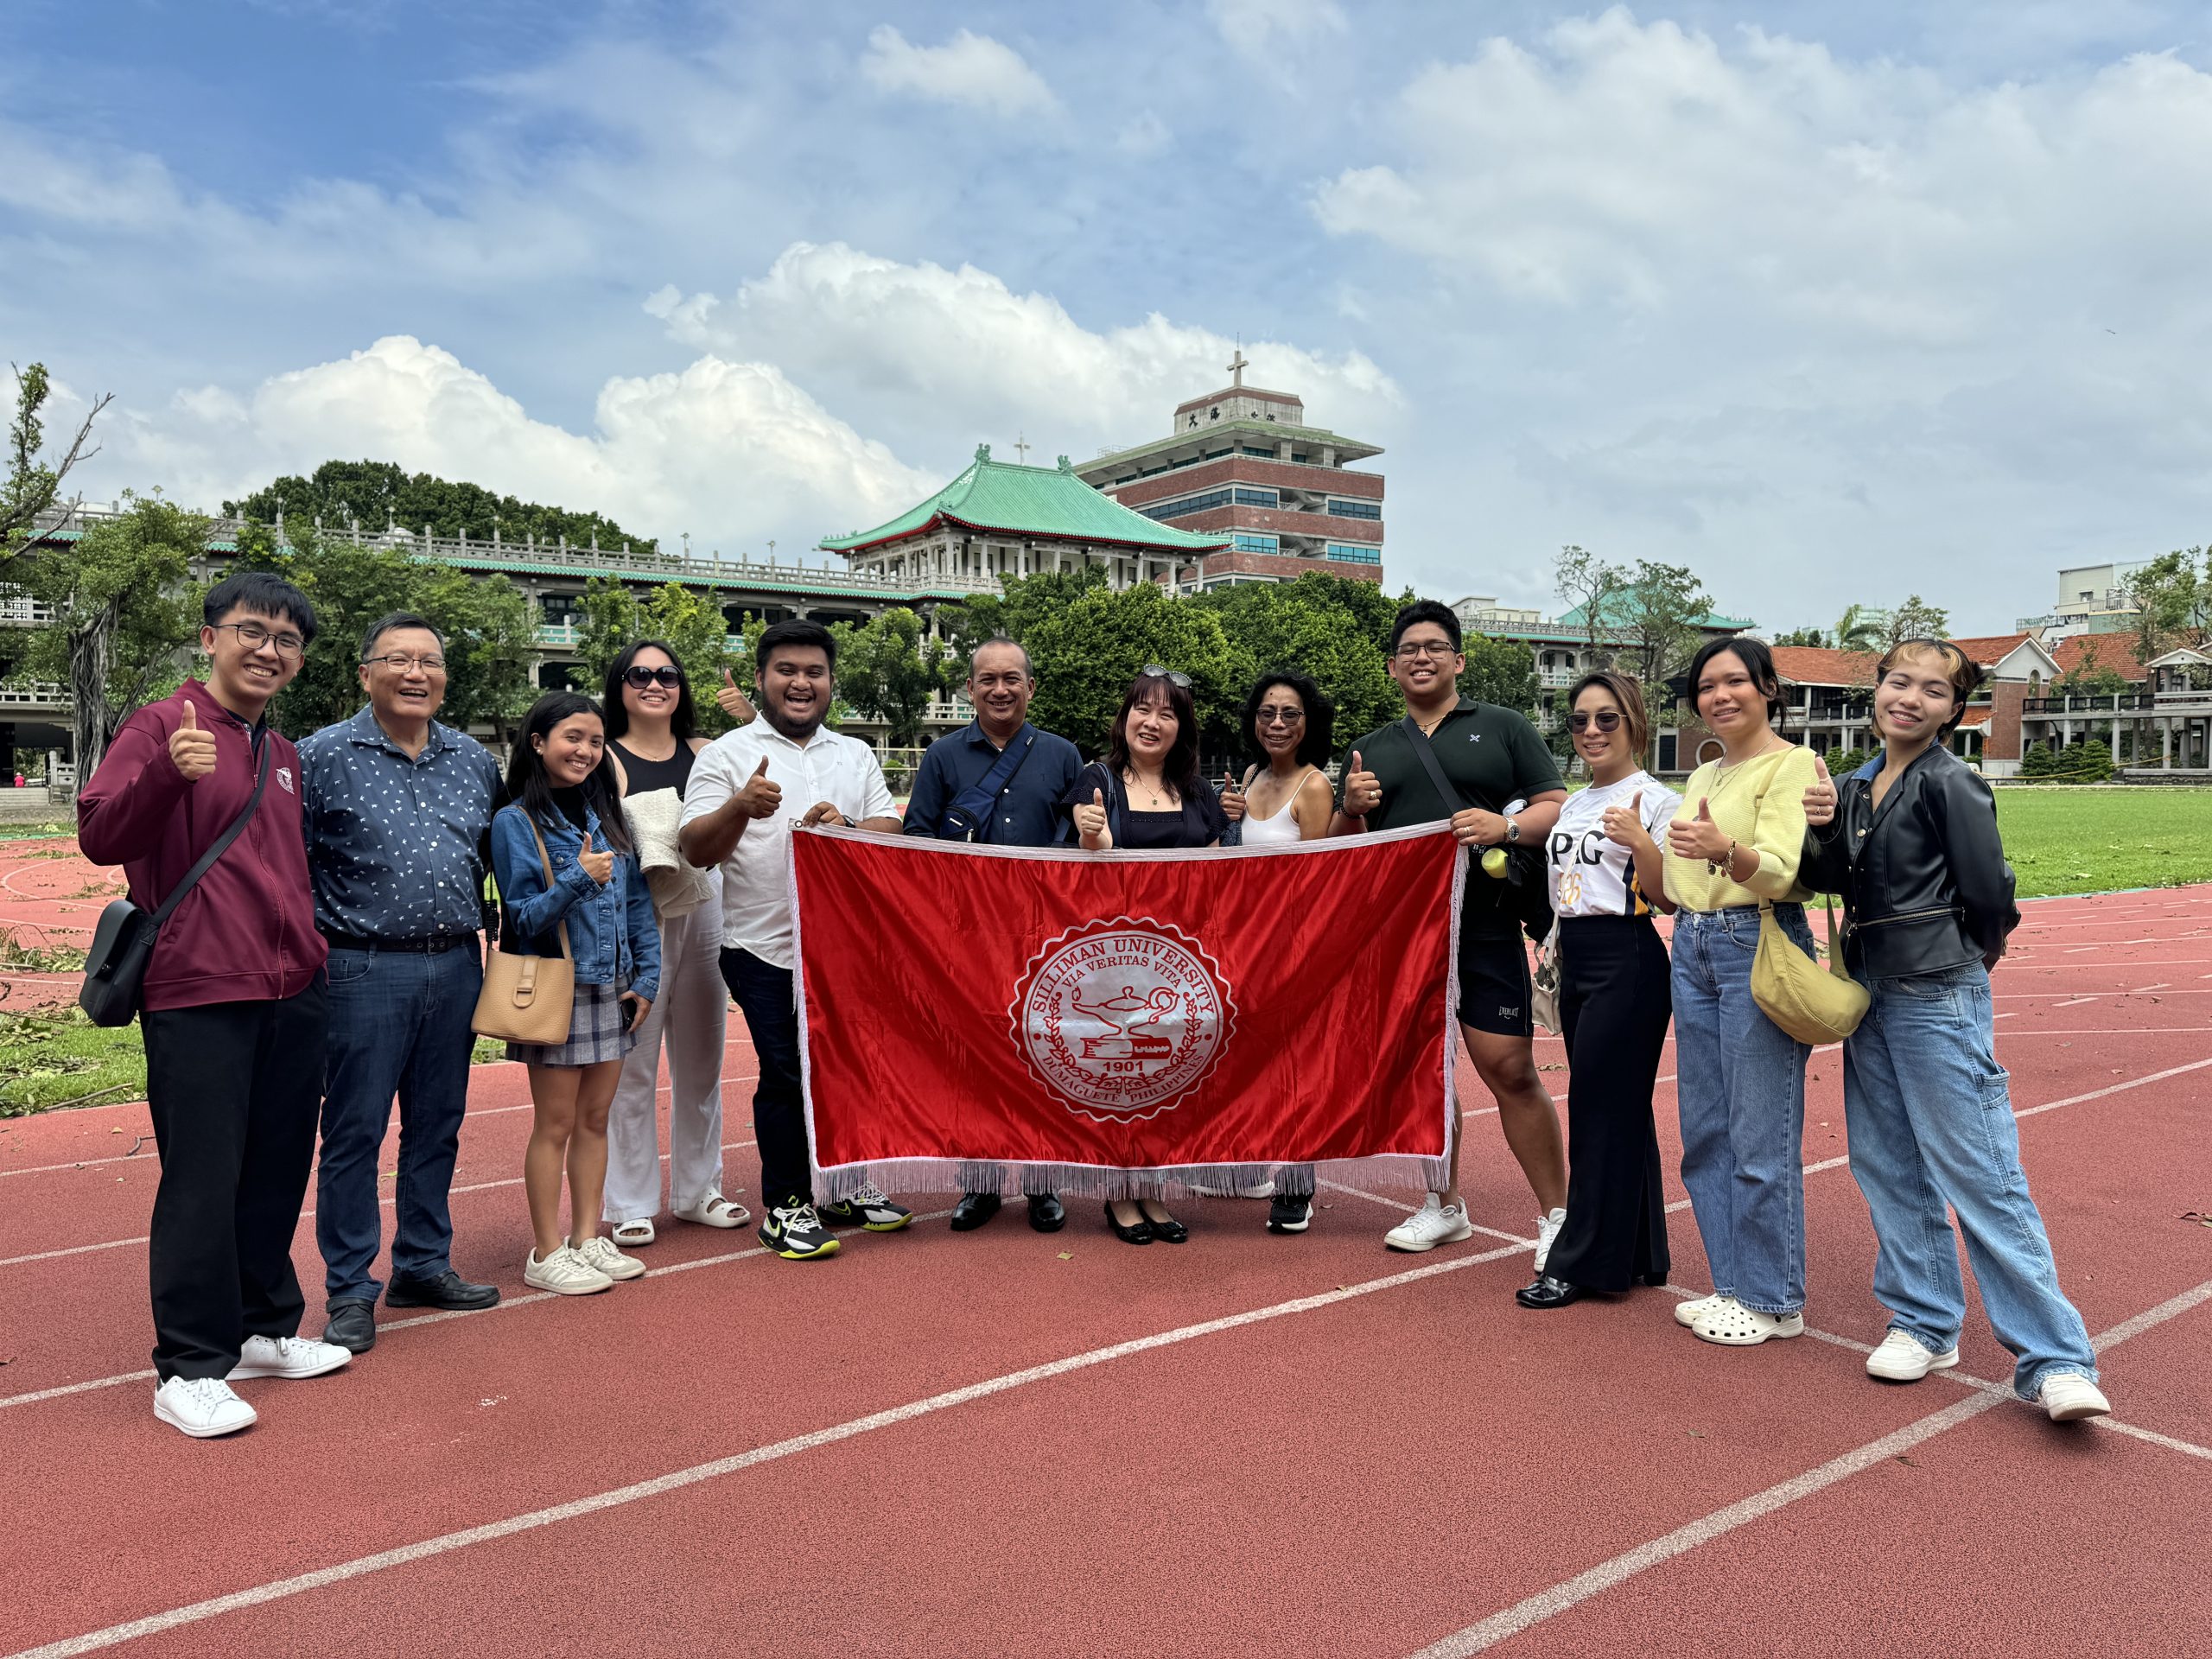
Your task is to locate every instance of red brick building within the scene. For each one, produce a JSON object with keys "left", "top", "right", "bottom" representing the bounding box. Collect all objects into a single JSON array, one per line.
[{"left": 1077, "top": 353, "right": 1384, "bottom": 592}]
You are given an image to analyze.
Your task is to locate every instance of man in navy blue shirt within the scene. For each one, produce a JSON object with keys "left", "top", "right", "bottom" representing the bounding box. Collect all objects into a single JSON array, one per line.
[
  {"left": 299, "top": 613, "right": 505, "bottom": 1353},
  {"left": 903, "top": 636, "right": 1080, "bottom": 1232}
]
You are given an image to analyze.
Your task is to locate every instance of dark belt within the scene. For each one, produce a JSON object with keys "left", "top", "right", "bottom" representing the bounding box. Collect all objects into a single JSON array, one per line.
[{"left": 320, "top": 931, "right": 474, "bottom": 954}]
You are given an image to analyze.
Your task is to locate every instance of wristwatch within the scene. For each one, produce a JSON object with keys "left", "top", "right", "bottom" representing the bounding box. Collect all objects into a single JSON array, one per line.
[{"left": 1503, "top": 818, "right": 1521, "bottom": 844}]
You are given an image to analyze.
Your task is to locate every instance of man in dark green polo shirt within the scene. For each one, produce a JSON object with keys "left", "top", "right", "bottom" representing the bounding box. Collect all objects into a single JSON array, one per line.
[{"left": 1334, "top": 600, "right": 1570, "bottom": 1264}]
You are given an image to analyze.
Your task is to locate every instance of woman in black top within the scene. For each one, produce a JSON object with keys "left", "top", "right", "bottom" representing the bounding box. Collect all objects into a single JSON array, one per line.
[
  {"left": 601, "top": 641, "right": 741, "bottom": 1247},
  {"left": 1065, "top": 668, "right": 1226, "bottom": 1245}
]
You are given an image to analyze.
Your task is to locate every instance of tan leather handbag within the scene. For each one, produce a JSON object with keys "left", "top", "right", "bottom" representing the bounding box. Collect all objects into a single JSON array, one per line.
[{"left": 472, "top": 813, "right": 576, "bottom": 1046}]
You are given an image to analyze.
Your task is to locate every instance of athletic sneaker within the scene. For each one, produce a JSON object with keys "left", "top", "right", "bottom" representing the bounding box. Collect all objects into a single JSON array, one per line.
[
  {"left": 524, "top": 1245, "right": 613, "bottom": 1295},
  {"left": 153, "top": 1376, "right": 257, "bottom": 1439},
  {"left": 1866, "top": 1331, "right": 1959, "bottom": 1382},
  {"left": 1267, "top": 1192, "right": 1313, "bottom": 1234},
  {"left": 1533, "top": 1206, "right": 1567, "bottom": 1273},
  {"left": 571, "top": 1235, "right": 645, "bottom": 1281},
  {"left": 2037, "top": 1373, "right": 2112, "bottom": 1421},
  {"left": 1384, "top": 1193, "right": 1474, "bottom": 1253},
  {"left": 818, "top": 1183, "right": 912, "bottom": 1232},
  {"left": 760, "top": 1201, "right": 841, "bottom": 1260},
  {"left": 227, "top": 1334, "right": 353, "bottom": 1382}
]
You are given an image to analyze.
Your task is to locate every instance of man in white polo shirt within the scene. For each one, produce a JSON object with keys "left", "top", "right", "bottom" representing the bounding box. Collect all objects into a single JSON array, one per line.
[{"left": 680, "top": 620, "right": 907, "bottom": 1261}]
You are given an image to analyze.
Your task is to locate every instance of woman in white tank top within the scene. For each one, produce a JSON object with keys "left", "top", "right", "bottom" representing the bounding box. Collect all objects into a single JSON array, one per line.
[{"left": 1218, "top": 672, "right": 1338, "bottom": 1229}]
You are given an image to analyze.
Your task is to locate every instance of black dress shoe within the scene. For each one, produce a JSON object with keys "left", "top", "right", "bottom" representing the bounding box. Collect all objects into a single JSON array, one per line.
[
  {"left": 950, "top": 1192, "right": 1002, "bottom": 1232},
  {"left": 1104, "top": 1203, "right": 1154, "bottom": 1244},
  {"left": 387, "top": 1270, "right": 500, "bottom": 1312},
  {"left": 1640, "top": 1271, "right": 1672, "bottom": 1288},
  {"left": 1515, "top": 1274, "right": 1584, "bottom": 1310},
  {"left": 1141, "top": 1209, "right": 1189, "bottom": 1244},
  {"left": 1026, "top": 1193, "right": 1066, "bottom": 1233},
  {"left": 322, "top": 1299, "right": 378, "bottom": 1353}
]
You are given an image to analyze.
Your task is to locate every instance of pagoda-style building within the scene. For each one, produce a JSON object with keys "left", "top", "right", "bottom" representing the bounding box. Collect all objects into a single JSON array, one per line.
[{"left": 820, "top": 445, "right": 1229, "bottom": 593}]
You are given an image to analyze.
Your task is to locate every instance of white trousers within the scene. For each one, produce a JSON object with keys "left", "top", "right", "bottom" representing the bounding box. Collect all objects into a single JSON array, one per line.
[{"left": 603, "top": 898, "right": 729, "bottom": 1222}]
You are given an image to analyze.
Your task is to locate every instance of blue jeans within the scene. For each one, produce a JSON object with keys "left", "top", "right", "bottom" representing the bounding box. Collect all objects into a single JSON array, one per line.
[
  {"left": 1670, "top": 904, "right": 1814, "bottom": 1314},
  {"left": 1845, "top": 963, "right": 2098, "bottom": 1398},
  {"left": 316, "top": 943, "right": 483, "bottom": 1303}
]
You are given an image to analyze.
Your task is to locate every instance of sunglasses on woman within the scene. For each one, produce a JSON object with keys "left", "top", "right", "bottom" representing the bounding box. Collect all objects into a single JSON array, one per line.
[
  {"left": 1567, "top": 709, "right": 1622, "bottom": 732},
  {"left": 1141, "top": 664, "right": 1192, "bottom": 688},
  {"left": 623, "top": 665, "right": 684, "bottom": 690}
]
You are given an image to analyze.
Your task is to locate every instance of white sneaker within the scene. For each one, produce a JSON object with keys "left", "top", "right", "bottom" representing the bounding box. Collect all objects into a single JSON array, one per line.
[
  {"left": 1673, "top": 1293, "right": 1722, "bottom": 1328},
  {"left": 1689, "top": 1294, "right": 1806, "bottom": 1346},
  {"left": 1866, "top": 1331, "right": 1959, "bottom": 1382},
  {"left": 571, "top": 1234, "right": 645, "bottom": 1281},
  {"left": 1190, "top": 1178, "right": 1276, "bottom": 1199},
  {"left": 1384, "top": 1194, "right": 1475, "bottom": 1253},
  {"left": 1533, "top": 1207, "right": 1567, "bottom": 1273},
  {"left": 523, "top": 1245, "right": 613, "bottom": 1295},
  {"left": 153, "top": 1376, "right": 257, "bottom": 1439},
  {"left": 2037, "top": 1373, "right": 2111, "bottom": 1421},
  {"left": 228, "top": 1334, "right": 353, "bottom": 1382}
]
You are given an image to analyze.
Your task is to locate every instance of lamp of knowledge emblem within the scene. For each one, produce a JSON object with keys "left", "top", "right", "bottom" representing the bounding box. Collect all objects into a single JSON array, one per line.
[{"left": 1010, "top": 918, "right": 1236, "bottom": 1122}]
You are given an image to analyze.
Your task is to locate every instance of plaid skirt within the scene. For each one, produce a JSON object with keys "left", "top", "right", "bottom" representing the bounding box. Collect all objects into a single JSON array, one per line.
[{"left": 507, "top": 979, "right": 639, "bottom": 1067}]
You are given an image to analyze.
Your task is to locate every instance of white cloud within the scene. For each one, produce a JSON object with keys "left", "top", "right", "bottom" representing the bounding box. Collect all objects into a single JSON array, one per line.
[
  {"left": 857, "top": 25, "right": 1061, "bottom": 118},
  {"left": 645, "top": 241, "right": 1402, "bottom": 464},
  {"left": 1208, "top": 0, "right": 1346, "bottom": 60},
  {"left": 1115, "top": 110, "right": 1173, "bottom": 156},
  {"left": 111, "top": 336, "right": 935, "bottom": 553}
]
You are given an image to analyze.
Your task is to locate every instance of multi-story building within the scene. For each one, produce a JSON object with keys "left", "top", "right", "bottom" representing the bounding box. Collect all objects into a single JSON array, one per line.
[
  {"left": 1076, "top": 354, "right": 1385, "bottom": 592},
  {"left": 2015, "top": 559, "right": 2153, "bottom": 643}
]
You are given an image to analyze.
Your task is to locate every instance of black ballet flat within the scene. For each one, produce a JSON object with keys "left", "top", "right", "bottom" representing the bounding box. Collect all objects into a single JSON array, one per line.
[
  {"left": 1142, "top": 1210, "right": 1189, "bottom": 1244},
  {"left": 1515, "top": 1274, "right": 1584, "bottom": 1310},
  {"left": 1104, "top": 1203, "right": 1154, "bottom": 1245},
  {"left": 1640, "top": 1271, "right": 1672, "bottom": 1288}
]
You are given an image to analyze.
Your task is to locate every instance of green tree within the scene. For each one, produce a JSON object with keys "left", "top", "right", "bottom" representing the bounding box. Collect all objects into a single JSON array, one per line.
[
  {"left": 1554, "top": 543, "right": 1626, "bottom": 653},
  {"left": 944, "top": 564, "right": 1112, "bottom": 662},
  {"left": 2125, "top": 549, "right": 2210, "bottom": 664},
  {"left": 1021, "top": 582, "right": 1236, "bottom": 758},
  {"left": 1771, "top": 626, "right": 1828, "bottom": 648},
  {"left": 574, "top": 578, "right": 745, "bottom": 734},
  {"left": 226, "top": 459, "right": 653, "bottom": 555},
  {"left": 2019, "top": 742, "right": 2058, "bottom": 779},
  {"left": 1460, "top": 632, "right": 1538, "bottom": 715},
  {"left": 1618, "top": 560, "right": 1712, "bottom": 683},
  {"left": 1834, "top": 604, "right": 1885, "bottom": 652},
  {"left": 574, "top": 576, "right": 645, "bottom": 688},
  {"left": 3, "top": 362, "right": 111, "bottom": 564},
  {"left": 416, "top": 562, "right": 539, "bottom": 745},
  {"left": 830, "top": 607, "right": 950, "bottom": 747},
  {"left": 10, "top": 491, "right": 197, "bottom": 784},
  {"left": 1193, "top": 573, "right": 1407, "bottom": 749},
  {"left": 1884, "top": 594, "right": 1950, "bottom": 647},
  {"left": 2056, "top": 737, "right": 2115, "bottom": 783},
  {"left": 2056, "top": 663, "right": 2130, "bottom": 696}
]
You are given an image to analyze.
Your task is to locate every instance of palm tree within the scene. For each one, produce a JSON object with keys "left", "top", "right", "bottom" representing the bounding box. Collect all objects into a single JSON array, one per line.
[{"left": 1834, "top": 604, "right": 1884, "bottom": 652}]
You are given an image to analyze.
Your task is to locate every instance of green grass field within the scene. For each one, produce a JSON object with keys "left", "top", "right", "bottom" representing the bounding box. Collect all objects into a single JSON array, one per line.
[{"left": 1995, "top": 787, "right": 2212, "bottom": 898}]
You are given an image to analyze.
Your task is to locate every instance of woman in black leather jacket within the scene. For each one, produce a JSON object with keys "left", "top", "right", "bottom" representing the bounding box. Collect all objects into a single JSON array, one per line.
[{"left": 1802, "top": 639, "right": 2108, "bottom": 1423}]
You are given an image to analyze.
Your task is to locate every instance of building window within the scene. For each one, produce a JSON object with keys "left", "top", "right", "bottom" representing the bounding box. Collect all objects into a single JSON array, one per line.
[
  {"left": 1240, "top": 446, "right": 1274, "bottom": 458},
  {"left": 1232, "top": 533, "right": 1280, "bottom": 556},
  {"left": 1232, "top": 486, "right": 1278, "bottom": 508},
  {"left": 1326, "top": 497, "right": 1382, "bottom": 520},
  {"left": 1138, "top": 486, "right": 1234, "bottom": 522},
  {"left": 1325, "top": 542, "right": 1381, "bottom": 565}
]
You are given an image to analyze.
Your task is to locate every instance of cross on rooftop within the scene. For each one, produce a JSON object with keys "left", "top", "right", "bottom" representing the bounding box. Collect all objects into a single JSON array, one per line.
[
  {"left": 1227, "top": 346, "right": 1249, "bottom": 388},
  {"left": 1013, "top": 432, "right": 1032, "bottom": 463}
]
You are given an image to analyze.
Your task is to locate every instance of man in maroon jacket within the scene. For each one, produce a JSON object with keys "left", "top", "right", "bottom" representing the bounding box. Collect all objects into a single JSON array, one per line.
[{"left": 78, "top": 572, "right": 354, "bottom": 1438}]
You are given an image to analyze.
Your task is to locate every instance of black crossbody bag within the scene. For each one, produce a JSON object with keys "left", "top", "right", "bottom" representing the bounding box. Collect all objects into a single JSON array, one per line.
[
  {"left": 1399, "top": 714, "right": 1554, "bottom": 944},
  {"left": 939, "top": 725, "right": 1038, "bottom": 842},
  {"left": 79, "top": 742, "right": 271, "bottom": 1027}
]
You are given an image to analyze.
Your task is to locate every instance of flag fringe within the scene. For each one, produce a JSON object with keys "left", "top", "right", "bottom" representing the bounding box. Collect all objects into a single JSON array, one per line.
[{"left": 817, "top": 1154, "right": 1448, "bottom": 1203}]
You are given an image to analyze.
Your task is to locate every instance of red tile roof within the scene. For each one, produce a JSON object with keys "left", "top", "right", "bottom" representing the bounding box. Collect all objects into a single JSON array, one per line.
[
  {"left": 1955, "top": 706, "right": 1993, "bottom": 728},
  {"left": 2050, "top": 633, "right": 2146, "bottom": 682},
  {"left": 1768, "top": 646, "right": 1878, "bottom": 688},
  {"left": 1948, "top": 632, "right": 2033, "bottom": 665}
]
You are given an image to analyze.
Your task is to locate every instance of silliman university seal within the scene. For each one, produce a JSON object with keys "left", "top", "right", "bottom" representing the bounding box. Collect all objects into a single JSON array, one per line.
[{"left": 1010, "top": 918, "right": 1236, "bottom": 1122}]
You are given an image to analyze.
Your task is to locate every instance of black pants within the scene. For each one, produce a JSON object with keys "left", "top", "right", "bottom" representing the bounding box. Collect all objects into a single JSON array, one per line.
[
  {"left": 141, "top": 981, "right": 330, "bottom": 1381},
  {"left": 720, "top": 947, "right": 810, "bottom": 1208},
  {"left": 1545, "top": 917, "right": 1672, "bottom": 1292}
]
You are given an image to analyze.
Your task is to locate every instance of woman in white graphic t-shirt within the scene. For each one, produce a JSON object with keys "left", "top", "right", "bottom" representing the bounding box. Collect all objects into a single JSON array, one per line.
[{"left": 1516, "top": 672, "right": 1681, "bottom": 1312}]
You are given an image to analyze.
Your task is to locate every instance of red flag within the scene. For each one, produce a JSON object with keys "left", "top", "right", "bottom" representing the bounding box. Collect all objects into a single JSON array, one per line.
[{"left": 791, "top": 823, "right": 1462, "bottom": 1198}]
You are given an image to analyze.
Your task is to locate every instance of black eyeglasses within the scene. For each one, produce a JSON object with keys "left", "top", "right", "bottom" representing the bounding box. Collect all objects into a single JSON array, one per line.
[
  {"left": 623, "top": 665, "right": 684, "bottom": 690},
  {"left": 1567, "top": 709, "right": 1623, "bottom": 732},
  {"left": 1255, "top": 708, "right": 1306, "bottom": 726},
  {"left": 211, "top": 620, "right": 305, "bottom": 659},
  {"left": 1141, "top": 664, "right": 1192, "bottom": 688}
]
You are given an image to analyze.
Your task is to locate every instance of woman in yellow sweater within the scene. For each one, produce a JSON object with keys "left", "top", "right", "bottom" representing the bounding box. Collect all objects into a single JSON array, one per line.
[{"left": 1662, "top": 637, "right": 1822, "bottom": 1347}]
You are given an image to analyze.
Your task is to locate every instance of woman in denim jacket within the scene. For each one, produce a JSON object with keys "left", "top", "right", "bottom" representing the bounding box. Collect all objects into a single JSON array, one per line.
[
  {"left": 1801, "top": 639, "right": 2108, "bottom": 1422},
  {"left": 491, "top": 691, "right": 663, "bottom": 1298}
]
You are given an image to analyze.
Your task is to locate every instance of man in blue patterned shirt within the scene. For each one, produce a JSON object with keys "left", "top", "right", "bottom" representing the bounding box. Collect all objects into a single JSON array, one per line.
[{"left": 299, "top": 613, "right": 505, "bottom": 1353}]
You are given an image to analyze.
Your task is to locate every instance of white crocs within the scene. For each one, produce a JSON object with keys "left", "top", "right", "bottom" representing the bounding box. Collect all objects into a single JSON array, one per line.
[
  {"left": 1690, "top": 1294, "right": 1805, "bottom": 1346},
  {"left": 1673, "top": 1293, "right": 1722, "bottom": 1328}
]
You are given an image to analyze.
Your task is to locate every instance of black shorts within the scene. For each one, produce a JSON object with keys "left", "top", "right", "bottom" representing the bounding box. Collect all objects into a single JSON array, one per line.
[{"left": 1457, "top": 928, "right": 1534, "bottom": 1038}]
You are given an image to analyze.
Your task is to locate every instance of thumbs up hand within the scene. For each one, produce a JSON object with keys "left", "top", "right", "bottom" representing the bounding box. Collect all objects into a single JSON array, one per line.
[
  {"left": 734, "top": 754, "right": 782, "bottom": 819},
  {"left": 1602, "top": 787, "right": 1654, "bottom": 852},
  {"left": 1667, "top": 793, "right": 1733, "bottom": 864},
  {"left": 715, "top": 667, "right": 757, "bottom": 725},
  {"left": 1219, "top": 770, "right": 1246, "bottom": 823},
  {"left": 1073, "top": 785, "right": 1110, "bottom": 849},
  {"left": 1340, "top": 750, "right": 1382, "bottom": 817},
  {"left": 1803, "top": 752, "right": 1838, "bottom": 828},
  {"left": 577, "top": 827, "right": 615, "bottom": 886},
  {"left": 168, "top": 700, "right": 219, "bottom": 782}
]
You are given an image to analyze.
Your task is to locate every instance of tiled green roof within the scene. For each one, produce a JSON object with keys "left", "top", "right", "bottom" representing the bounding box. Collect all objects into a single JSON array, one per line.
[
  {"left": 1556, "top": 596, "right": 1754, "bottom": 632},
  {"left": 820, "top": 448, "right": 1231, "bottom": 556}
]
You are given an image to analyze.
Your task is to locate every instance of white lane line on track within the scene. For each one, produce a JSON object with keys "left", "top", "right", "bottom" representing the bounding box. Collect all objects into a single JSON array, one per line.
[
  {"left": 1, "top": 1236, "right": 1541, "bottom": 1659},
  {"left": 0, "top": 1141, "right": 760, "bottom": 1269},
  {"left": 1401, "top": 1278, "right": 2212, "bottom": 1659},
  {"left": 2051, "top": 995, "right": 2099, "bottom": 1007}
]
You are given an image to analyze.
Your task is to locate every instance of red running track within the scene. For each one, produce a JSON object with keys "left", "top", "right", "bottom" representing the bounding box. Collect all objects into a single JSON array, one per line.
[{"left": 2, "top": 884, "right": 2209, "bottom": 1656}]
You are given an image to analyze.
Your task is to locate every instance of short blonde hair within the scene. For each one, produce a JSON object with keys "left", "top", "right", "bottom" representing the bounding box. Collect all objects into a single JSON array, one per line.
[{"left": 1875, "top": 639, "right": 1982, "bottom": 740}]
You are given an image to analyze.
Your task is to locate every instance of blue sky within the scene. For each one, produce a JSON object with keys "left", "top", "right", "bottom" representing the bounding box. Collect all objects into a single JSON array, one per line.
[{"left": 7, "top": 1, "right": 2211, "bottom": 633}]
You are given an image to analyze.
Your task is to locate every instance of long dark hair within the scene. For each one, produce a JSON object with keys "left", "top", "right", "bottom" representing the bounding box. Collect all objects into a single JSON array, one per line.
[
  {"left": 1106, "top": 671, "right": 1201, "bottom": 803},
  {"left": 602, "top": 639, "right": 697, "bottom": 744},
  {"left": 1242, "top": 671, "right": 1335, "bottom": 767},
  {"left": 506, "top": 691, "right": 633, "bottom": 855}
]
